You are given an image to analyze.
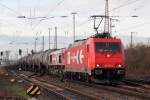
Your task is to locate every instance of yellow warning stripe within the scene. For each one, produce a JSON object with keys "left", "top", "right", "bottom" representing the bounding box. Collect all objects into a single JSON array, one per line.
[
  {"left": 37, "top": 90, "right": 41, "bottom": 95},
  {"left": 27, "top": 86, "right": 33, "bottom": 93},
  {"left": 30, "top": 87, "right": 39, "bottom": 95}
]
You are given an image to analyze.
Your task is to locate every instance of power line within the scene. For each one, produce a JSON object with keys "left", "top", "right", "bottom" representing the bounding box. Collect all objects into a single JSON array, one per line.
[
  {"left": 110, "top": 0, "right": 142, "bottom": 12},
  {"left": 76, "top": 19, "right": 91, "bottom": 28},
  {"left": 26, "top": 0, "right": 143, "bottom": 35},
  {"left": 30, "top": 0, "right": 66, "bottom": 32},
  {"left": 118, "top": 20, "right": 150, "bottom": 31},
  {"left": 45, "top": 0, "right": 66, "bottom": 17},
  {"left": 76, "top": 0, "right": 142, "bottom": 29},
  {"left": 0, "top": 2, "right": 19, "bottom": 15},
  {"left": 134, "top": 0, "right": 150, "bottom": 11}
]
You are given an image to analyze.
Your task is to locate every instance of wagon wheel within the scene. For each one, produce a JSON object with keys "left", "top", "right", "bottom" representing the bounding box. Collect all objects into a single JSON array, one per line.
[
  {"left": 86, "top": 74, "right": 92, "bottom": 83},
  {"left": 60, "top": 69, "right": 65, "bottom": 82}
]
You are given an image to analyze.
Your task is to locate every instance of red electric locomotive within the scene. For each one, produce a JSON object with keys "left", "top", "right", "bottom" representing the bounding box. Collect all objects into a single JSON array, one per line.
[{"left": 64, "top": 34, "right": 125, "bottom": 82}]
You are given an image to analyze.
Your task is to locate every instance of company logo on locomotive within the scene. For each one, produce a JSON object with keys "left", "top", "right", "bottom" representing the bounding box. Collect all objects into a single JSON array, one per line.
[{"left": 67, "top": 50, "right": 84, "bottom": 64}]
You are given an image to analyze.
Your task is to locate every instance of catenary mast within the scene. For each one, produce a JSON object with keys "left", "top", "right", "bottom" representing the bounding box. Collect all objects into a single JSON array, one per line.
[
  {"left": 91, "top": 0, "right": 111, "bottom": 38},
  {"left": 104, "top": 0, "right": 109, "bottom": 34}
]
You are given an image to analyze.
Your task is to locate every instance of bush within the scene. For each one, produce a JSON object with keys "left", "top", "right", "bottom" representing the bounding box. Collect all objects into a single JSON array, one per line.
[{"left": 125, "top": 44, "right": 150, "bottom": 79}]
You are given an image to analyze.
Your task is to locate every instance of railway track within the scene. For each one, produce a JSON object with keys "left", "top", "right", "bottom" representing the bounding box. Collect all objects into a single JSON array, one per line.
[
  {"left": 12, "top": 70, "right": 150, "bottom": 100},
  {"left": 31, "top": 75, "right": 148, "bottom": 100},
  {"left": 0, "top": 96, "right": 27, "bottom": 100},
  {"left": 10, "top": 70, "right": 99, "bottom": 100},
  {"left": 43, "top": 75, "right": 150, "bottom": 99},
  {"left": 69, "top": 80, "right": 150, "bottom": 100},
  {"left": 123, "top": 80, "right": 150, "bottom": 90}
]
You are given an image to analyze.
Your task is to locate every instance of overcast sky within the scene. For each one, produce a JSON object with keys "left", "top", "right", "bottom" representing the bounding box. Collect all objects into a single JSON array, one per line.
[
  {"left": 0, "top": 0, "right": 150, "bottom": 59},
  {"left": 0, "top": 0, "right": 150, "bottom": 36}
]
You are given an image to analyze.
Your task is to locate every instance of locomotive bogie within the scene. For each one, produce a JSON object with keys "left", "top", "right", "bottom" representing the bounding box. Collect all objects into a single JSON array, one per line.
[{"left": 92, "top": 68, "right": 125, "bottom": 81}]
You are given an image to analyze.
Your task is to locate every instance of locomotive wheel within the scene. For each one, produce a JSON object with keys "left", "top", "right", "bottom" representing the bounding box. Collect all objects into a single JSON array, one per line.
[
  {"left": 35, "top": 67, "right": 39, "bottom": 73},
  {"left": 60, "top": 70, "right": 64, "bottom": 82},
  {"left": 46, "top": 66, "right": 49, "bottom": 75},
  {"left": 41, "top": 67, "right": 46, "bottom": 75},
  {"left": 86, "top": 74, "right": 92, "bottom": 83},
  {"left": 31, "top": 67, "right": 34, "bottom": 72}
]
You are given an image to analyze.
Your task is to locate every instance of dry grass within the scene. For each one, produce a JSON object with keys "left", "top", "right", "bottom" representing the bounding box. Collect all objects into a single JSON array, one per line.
[
  {"left": 0, "top": 68, "right": 8, "bottom": 75},
  {"left": 0, "top": 68, "right": 28, "bottom": 98},
  {"left": 125, "top": 44, "right": 150, "bottom": 80}
]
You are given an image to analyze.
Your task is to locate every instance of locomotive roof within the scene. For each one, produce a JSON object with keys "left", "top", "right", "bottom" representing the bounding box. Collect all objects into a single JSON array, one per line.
[
  {"left": 69, "top": 39, "right": 87, "bottom": 48},
  {"left": 68, "top": 36, "right": 121, "bottom": 48}
]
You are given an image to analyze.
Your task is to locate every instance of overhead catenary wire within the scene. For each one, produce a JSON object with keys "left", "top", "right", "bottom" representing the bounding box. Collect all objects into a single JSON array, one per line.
[
  {"left": 0, "top": 2, "right": 19, "bottom": 15},
  {"left": 6, "top": 0, "right": 143, "bottom": 38},
  {"left": 133, "top": 0, "right": 150, "bottom": 11},
  {"left": 17, "top": 0, "right": 146, "bottom": 38},
  {"left": 76, "top": 18, "right": 92, "bottom": 28},
  {"left": 31, "top": 0, "right": 143, "bottom": 33},
  {"left": 114, "top": 1, "right": 149, "bottom": 31},
  {"left": 110, "top": 0, "right": 142, "bottom": 12},
  {"left": 45, "top": 0, "right": 66, "bottom": 17},
  {"left": 118, "top": 20, "right": 150, "bottom": 32},
  {"left": 105, "top": 0, "right": 146, "bottom": 35},
  {"left": 75, "top": 0, "right": 143, "bottom": 29},
  {"left": 110, "top": 0, "right": 147, "bottom": 32},
  {"left": 31, "top": 0, "right": 66, "bottom": 30}
]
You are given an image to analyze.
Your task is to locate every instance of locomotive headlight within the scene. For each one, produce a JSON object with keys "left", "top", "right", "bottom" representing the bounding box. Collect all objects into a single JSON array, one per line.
[
  {"left": 96, "top": 64, "right": 101, "bottom": 67},
  {"left": 117, "top": 64, "right": 122, "bottom": 68},
  {"left": 106, "top": 54, "right": 110, "bottom": 58}
]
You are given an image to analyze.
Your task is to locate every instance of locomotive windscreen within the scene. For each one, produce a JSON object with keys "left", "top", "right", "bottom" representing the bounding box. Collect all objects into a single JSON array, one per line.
[{"left": 95, "top": 42, "right": 121, "bottom": 52}]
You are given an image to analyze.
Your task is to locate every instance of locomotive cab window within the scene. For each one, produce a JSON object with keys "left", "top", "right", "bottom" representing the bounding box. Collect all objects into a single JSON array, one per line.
[
  {"left": 87, "top": 44, "right": 89, "bottom": 52},
  {"left": 59, "top": 55, "right": 62, "bottom": 63},
  {"left": 50, "top": 55, "right": 52, "bottom": 63},
  {"left": 95, "top": 42, "right": 121, "bottom": 52}
]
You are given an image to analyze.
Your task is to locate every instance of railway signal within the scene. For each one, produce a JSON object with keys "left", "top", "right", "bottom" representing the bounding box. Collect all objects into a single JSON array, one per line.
[
  {"left": 19, "top": 49, "right": 22, "bottom": 56},
  {"left": 0, "top": 52, "right": 3, "bottom": 56}
]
